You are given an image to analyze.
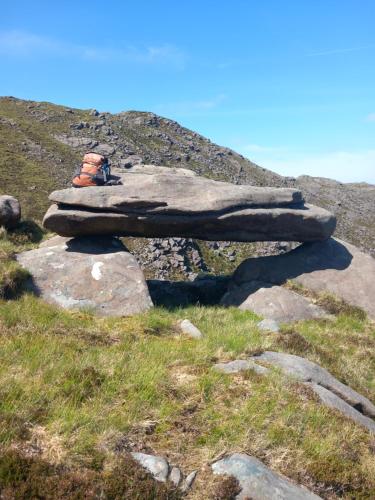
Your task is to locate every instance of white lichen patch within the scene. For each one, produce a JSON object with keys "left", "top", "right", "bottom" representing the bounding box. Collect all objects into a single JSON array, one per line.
[{"left": 91, "top": 261, "right": 104, "bottom": 280}]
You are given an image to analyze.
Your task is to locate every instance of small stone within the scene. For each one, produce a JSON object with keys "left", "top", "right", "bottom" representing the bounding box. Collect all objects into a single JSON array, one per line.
[
  {"left": 178, "top": 319, "right": 203, "bottom": 339},
  {"left": 181, "top": 470, "right": 197, "bottom": 493},
  {"left": 131, "top": 452, "right": 169, "bottom": 482},
  {"left": 169, "top": 466, "right": 182, "bottom": 487},
  {"left": 257, "top": 319, "right": 280, "bottom": 332}
]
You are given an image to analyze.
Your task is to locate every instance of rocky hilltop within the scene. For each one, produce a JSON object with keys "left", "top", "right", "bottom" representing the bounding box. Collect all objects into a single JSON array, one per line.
[{"left": 1, "top": 96, "right": 374, "bottom": 275}]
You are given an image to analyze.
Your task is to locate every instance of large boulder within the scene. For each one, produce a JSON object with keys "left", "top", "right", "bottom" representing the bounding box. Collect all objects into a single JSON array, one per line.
[
  {"left": 0, "top": 195, "right": 21, "bottom": 229},
  {"left": 221, "top": 281, "right": 327, "bottom": 322},
  {"left": 230, "top": 238, "right": 375, "bottom": 319},
  {"left": 17, "top": 236, "right": 153, "bottom": 316},
  {"left": 43, "top": 172, "right": 336, "bottom": 242}
]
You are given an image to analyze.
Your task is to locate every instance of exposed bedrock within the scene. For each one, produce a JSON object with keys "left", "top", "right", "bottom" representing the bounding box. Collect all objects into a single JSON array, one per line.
[{"left": 43, "top": 172, "right": 336, "bottom": 241}]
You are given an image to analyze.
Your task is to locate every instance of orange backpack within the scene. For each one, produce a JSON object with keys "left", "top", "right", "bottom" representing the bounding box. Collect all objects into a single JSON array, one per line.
[{"left": 72, "top": 152, "right": 107, "bottom": 187}]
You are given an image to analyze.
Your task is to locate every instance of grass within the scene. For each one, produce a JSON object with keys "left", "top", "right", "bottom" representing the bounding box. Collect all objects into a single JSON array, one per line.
[
  {"left": 0, "top": 299, "right": 374, "bottom": 497},
  {"left": 0, "top": 223, "right": 375, "bottom": 498}
]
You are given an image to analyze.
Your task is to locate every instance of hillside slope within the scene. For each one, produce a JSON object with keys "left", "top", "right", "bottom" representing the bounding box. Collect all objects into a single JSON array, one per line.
[{"left": 0, "top": 96, "right": 374, "bottom": 257}]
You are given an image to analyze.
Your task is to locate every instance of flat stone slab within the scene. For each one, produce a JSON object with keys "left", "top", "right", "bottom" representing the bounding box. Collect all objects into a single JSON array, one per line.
[
  {"left": 43, "top": 172, "right": 336, "bottom": 241},
  {"left": 212, "top": 453, "right": 321, "bottom": 499},
  {"left": 49, "top": 173, "right": 304, "bottom": 214},
  {"left": 17, "top": 236, "right": 153, "bottom": 316},
  {"left": 43, "top": 202, "right": 335, "bottom": 242},
  {"left": 221, "top": 281, "right": 327, "bottom": 323},
  {"left": 231, "top": 238, "right": 375, "bottom": 319}
]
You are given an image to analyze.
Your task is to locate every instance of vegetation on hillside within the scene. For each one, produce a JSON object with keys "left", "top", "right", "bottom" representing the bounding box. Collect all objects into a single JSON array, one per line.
[
  {"left": 0, "top": 223, "right": 375, "bottom": 498},
  {"left": 1, "top": 96, "right": 374, "bottom": 256}
]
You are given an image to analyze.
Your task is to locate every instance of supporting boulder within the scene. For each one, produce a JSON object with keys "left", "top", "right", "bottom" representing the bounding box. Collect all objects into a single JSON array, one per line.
[
  {"left": 229, "top": 238, "right": 375, "bottom": 319},
  {"left": 221, "top": 281, "right": 327, "bottom": 322},
  {"left": 17, "top": 236, "right": 153, "bottom": 316}
]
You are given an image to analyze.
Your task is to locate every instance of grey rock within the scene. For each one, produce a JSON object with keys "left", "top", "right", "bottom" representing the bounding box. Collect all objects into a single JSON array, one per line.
[
  {"left": 130, "top": 452, "right": 169, "bottom": 482},
  {"left": 181, "top": 470, "right": 197, "bottom": 493},
  {"left": 169, "top": 466, "right": 182, "bottom": 487},
  {"left": 0, "top": 195, "right": 21, "bottom": 228},
  {"left": 89, "top": 108, "right": 99, "bottom": 116},
  {"left": 257, "top": 318, "right": 280, "bottom": 332},
  {"left": 17, "top": 236, "right": 153, "bottom": 317},
  {"left": 93, "top": 143, "right": 116, "bottom": 155},
  {"left": 43, "top": 171, "right": 335, "bottom": 241},
  {"left": 54, "top": 135, "right": 97, "bottom": 148},
  {"left": 251, "top": 351, "right": 375, "bottom": 430},
  {"left": 118, "top": 155, "right": 143, "bottom": 168},
  {"left": 309, "top": 383, "right": 375, "bottom": 433},
  {"left": 178, "top": 319, "right": 203, "bottom": 339},
  {"left": 212, "top": 453, "right": 321, "bottom": 499},
  {"left": 221, "top": 282, "right": 327, "bottom": 323},
  {"left": 214, "top": 359, "right": 269, "bottom": 375},
  {"left": 48, "top": 173, "right": 305, "bottom": 213},
  {"left": 115, "top": 164, "right": 197, "bottom": 177},
  {"left": 231, "top": 238, "right": 375, "bottom": 319}
]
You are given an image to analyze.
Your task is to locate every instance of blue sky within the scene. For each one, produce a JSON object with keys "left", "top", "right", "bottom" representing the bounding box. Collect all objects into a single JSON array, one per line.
[{"left": 1, "top": 0, "right": 374, "bottom": 183}]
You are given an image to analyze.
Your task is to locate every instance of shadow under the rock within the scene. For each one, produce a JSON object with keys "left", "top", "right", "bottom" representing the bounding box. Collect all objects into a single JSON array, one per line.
[
  {"left": 65, "top": 236, "right": 129, "bottom": 255},
  {"left": 233, "top": 238, "right": 353, "bottom": 286},
  {"left": 147, "top": 275, "right": 230, "bottom": 309}
]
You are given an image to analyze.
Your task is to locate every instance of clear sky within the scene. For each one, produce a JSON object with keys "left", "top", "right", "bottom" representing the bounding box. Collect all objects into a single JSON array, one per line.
[{"left": 1, "top": 1, "right": 374, "bottom": 183}]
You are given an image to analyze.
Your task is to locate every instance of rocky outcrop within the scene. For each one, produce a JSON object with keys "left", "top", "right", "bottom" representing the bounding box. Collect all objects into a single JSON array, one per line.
[
  {"left": 228, "top": 238, "right": 375, "bottom": 319},
  {"left": 43, "top": 172, "right": 336, "bottom": 242},
  {"left": 215, "top": 352, "right": 375, "bottom": 433},
  {"left": 0, "top": 195, "right": 21, "bottom": 228},
  {"left": 212, "top": 453, "right": 320, "bottom": 499},
  {"left": 17, "top": 236, "right": 153, "bottom": 316},
  {"left": 221, "top": 282, "right": 327, "bottom": 322}
]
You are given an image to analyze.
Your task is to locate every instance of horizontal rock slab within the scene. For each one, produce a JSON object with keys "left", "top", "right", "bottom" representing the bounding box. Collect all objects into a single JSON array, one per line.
[
  {"left": 221, "top": 281, "right": 328, "bottom": 323},
  {"left": 49, "top": 173, "right": 304, "bottom": 214},
  {"left": 17, "top": 236, "right": 153, "bottom": 316},
  {"left": 231, "top": 238, "right": 375, "bottom": 319},
  {"left": 212, "top": 453, "right": 320, "bottom": 499},
  {"left": 43, "top": 203, "right": 335, "bottom": 242}
]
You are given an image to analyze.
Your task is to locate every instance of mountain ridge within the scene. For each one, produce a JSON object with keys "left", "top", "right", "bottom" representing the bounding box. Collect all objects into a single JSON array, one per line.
[{"left": 0, "top": 96, "right": 374, "bottom": 257}]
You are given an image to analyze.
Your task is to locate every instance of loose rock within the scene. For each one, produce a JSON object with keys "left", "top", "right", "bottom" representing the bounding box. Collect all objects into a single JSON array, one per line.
[
  {"left": 178, "top": 319, "right": 203, "bottom": 339},
  {"left": 130, "top": 452, "right": 169, "bottom": 482},
  {"left": 257, "top": 318, "right": 280, "bottom": 332},
  {"left": 0, "top": 195, "right": 21, "bottom": 228}
]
